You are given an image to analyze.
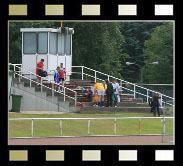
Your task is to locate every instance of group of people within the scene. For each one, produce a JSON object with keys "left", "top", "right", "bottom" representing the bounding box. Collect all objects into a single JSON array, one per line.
[
  {"left": 36, "top": 59, "right": 66, "bottom": 92},
  {"left": 92, "top": 79, "right": 120, "bottom": 107},
  {"left": 54, "top": 63, "right": 66, "bottom": 92}
]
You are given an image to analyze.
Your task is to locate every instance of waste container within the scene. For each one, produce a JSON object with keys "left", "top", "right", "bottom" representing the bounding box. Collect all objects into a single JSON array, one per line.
[{"left": 11, "top": 94, "right": 22, "bottom": 112}]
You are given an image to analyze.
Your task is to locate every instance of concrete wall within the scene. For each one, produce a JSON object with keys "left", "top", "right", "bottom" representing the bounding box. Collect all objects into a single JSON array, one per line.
[{"left": 10, "top": 86, "right": 68, "bottom": 112}]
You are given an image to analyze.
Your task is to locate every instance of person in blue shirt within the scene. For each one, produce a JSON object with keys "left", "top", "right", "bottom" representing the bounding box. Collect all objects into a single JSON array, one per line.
[
  {"left": 54, "top": 66, "right": 60, "bottom": 92},
  {"left": 113, "top": 79, "right": 119, "bottom": 107}
]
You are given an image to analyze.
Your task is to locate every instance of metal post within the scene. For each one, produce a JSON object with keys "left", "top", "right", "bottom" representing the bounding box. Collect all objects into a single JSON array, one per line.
[
  {"left": 13, "top": 65, "right": 15, "bottom": 78},
  {"left": 41, "top": 77, "right": 43, "bottom": 92},
  {"left": 52, "top": 82, "right": 54, "bottom": 97},
  {"left": 108, "top": 75, "right": 110, "bottom": 81},
  {"left": 82, "top": 66, "right": 84, "bottom": 80},
  {"left": 134, "top": 84, "right": 136, "bottom": 98},
  {"left": 60, "top": 120, "right": 62, "bottom": 136},
  {"left": 120, "top": 80, "right": 122, "bottom": 89},
  {"left": 75, "top": 92, "right": 77, "bottom": 106},
  {"left": 147, "top": 89, "right": 149, "bottom": 103},
  {"left": 139, "top": 119, "right": 141, "bottom": 135},
  {"left": 95, "top": 71, "right": 97, "bottom": 82},
  {"left": 160, "top": 94, "right": 163, "bottom": 106},
  {"left": 114, "top": 118, "right": 117, "bottom": 135},
  {"left": 88, "top": 120, "right": 90, "bottom": 135},
  {"left": 18, "top": 67, "right": 21, "bottom": 82},
  {"left": 162, "top": 117, "right": 166, "bottom": 143},
  {"left": 64, "top": 87, "right": 66, "bottom": 102},
  {"left": 31, "top": 119, "right": 34, "bottom": 137},
  {"left": 30, "top": 73, "right": 31, "bottom": 87}
]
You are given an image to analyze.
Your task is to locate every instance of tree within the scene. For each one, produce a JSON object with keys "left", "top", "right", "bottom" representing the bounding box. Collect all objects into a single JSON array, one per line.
[{"left": 142, "top": 22, "right": 173, "bottom": 84}]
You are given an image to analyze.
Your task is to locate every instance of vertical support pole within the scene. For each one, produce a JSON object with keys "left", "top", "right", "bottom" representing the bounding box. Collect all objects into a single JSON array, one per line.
[
  {"left": 13, "top": 65, "right": 15, "bottom": 78},
  {"left": 88, "top": 120, "right": 90, "bottom": 135},
  {"left": 60, "top": 120, "right": 62, "bottom": 136},
  {"left": 160, "top": 94, "right": 163, "bottom": 106},
  {"left": 30, "top": 73, "right": 31, "bottom": 87},
  {"left": 162, "top": 117, "right": 166, "bottom": 143},
  {"left": 147, "top": 89, "right": 149, "bottom": 103},
  {"left": 64, "top": 87, "right": 66, "bottom": 102},
  {"left": 139, "top": 118, "right": 141, "bottom": 135},
  {"left": 31, "top": 119, "right": 34, "bottom": 137},
  {"left": 75, "top": 92, "right": 77, "bottom": 106},
  {"left": 82, "top": 66, "right": 84, "bottom": 80},
  {"left": 114, "top": 118, "right": 117, "bottom": 135},
  {"left": 134, "top": 84, "right": 136, "bottom": 98},
  {"left": 18, "top": 67, "right": 21, "bottom": 82},
  {"left": 52, "top": 82, "right": 54, "bottom": 97},
  {"left": 95, "top": 71, "right": 97, "bottom": 82},
  {"left": 108, "top": 75, "right": 109, "bottom": 81},
  {"left": 120, "top": 80, "right": 122, "bottom": 89},
  {"left": 41, "top": 77, "right": 43, "bottom": 92}
]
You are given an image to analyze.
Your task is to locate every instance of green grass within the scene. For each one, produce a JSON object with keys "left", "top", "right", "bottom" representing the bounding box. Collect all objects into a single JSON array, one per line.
[{"left": 9, "top": 112, "right": 173, "bottom": 137}]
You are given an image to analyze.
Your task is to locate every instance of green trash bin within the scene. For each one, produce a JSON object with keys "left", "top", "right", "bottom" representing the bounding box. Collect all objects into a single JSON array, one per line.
[{"left": 11, "top": 94, "right": 23, "bottom": 112}]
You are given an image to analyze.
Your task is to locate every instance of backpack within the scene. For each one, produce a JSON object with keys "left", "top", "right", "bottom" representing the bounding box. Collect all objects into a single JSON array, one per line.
[{"left": 106, "top": 82, "right": 113, "bottom": 94}]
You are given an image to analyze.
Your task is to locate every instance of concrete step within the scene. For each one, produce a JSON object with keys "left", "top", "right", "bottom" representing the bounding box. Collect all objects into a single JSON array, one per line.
[{"left": 77, "top": 106, "right": 151, "bottom": 113}]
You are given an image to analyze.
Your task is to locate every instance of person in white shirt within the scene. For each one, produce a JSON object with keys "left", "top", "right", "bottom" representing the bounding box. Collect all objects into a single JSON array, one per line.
[{"left": 113, "top": 79, "right": 119, "bottom": 107}]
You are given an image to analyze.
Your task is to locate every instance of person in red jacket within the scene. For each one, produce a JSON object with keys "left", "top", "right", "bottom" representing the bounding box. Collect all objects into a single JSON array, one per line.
[
  {"left": 36, "top": 59, "right": 44, "bottom": 85},
  {"left": 59, "top": 63, "right": 66, "bottom": 92}
]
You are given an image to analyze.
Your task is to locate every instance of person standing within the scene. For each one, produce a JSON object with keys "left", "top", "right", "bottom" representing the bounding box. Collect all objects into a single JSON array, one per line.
[
  {"left": 94, "top": 82, "right": 105, "bottom": 107},
  {"left": 113, "top": 79, "right": 119, "bottom": 107},
  {"left": 59, "top": 63, "right": 66, "bottom": 92},
  {"left": 105, "top": 80, "right": 113, "bottom": 107},
  {"left": 152, "top": 92, "right": 161, "bottom": 117},
  {"left": 54, "top": 66, "right": 60, "bottom": 91},
  {"left": 36, "top": 59, "right": 44, "bottom": 85}
]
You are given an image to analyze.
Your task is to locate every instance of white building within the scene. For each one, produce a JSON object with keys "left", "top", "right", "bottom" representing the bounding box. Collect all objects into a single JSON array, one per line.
[{"left": 20, "top": 27, "right": 74, "bottom": 81}]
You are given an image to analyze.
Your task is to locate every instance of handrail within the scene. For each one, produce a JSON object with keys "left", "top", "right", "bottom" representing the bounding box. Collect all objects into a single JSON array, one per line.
[
  {"left": 10, "top": 64, "right": 77, "bottom": 106},
  {"left": 72, "top": 66, "right": 174, "bottom": 106},
  {"left": 9, "top": 117, "right": 173, "bottom": 120}
]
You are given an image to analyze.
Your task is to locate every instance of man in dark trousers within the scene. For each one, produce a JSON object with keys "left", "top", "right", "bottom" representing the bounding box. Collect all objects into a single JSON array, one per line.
[
  {"left": 105, "top": 80, "right": 114, "bottom": 107},
  {"left": 152, "top": 92, "right": 161, "bottom": 117}
]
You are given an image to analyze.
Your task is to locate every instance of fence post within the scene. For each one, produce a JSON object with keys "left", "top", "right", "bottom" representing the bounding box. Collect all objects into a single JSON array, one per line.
[
  {"left": 41, "top": 77, "right": 43, "bottom": 92},
  {"left": 13, "top": 65, "right": 15, "bottom": 78},
  {"left": 52, "top": 82, "right": 54, "bottom": 97},
  {"left": 30, "top": 73, "right": 31, "bottom": 87},
  {"left": 60, "top": 120, "right": 62, "bottom": 136},
  {"left": 64, "top": 87, "right": 66, "bottom": 102},
  {"left": 31, "top": 119, "right": 34, "bottom": 137},
  {"left": 75, "top": 92, "right": 77, "bottom": 106},
  {"left": 134, "top": 84, "right": 136, "bottom": 98},
  {"left": 82, "top": 66, "right": 84, "bottom": 80},
  {"left": 162, "top": 117, "right": 166, "bottom": 143},
  {"left": 160, "top": 94, "right": 163, "bottom": 106},
  {"left": 18, "top": 67, "right": 21, "bottom": 82},
  {"left": 108, "top": 75, "right": 110, "bottom": 81},
  {"left": 95, "top": 71, "right": 97, "bottom": 82},
  {"left": 114, "top": 118, "right": 117, "bottom": 135},
  {"left": 139, "top": 118, "right": 141, "bottom": 135},
  {"left": 88, "top": 120, "right": 90, "bottom": 135},
  {"left": 147, "top": 89, "right": 149, "bottom": 103}
]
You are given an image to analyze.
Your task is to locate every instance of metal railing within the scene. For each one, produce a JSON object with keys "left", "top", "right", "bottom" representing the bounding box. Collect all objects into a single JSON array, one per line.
[
  {"left": 72, "top": 66, "right": 174, "bottom": 107},
  {"left": 9, "top": 64, "right": 77, "bottom": 106},
  {"left": 9, "top": 117, "right": 174, "bottom": 143}
]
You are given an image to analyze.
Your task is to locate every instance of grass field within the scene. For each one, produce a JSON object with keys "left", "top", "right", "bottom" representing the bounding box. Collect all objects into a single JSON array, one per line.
[{"left": 9, "top": 112, "right": 173, "bottom": 137}]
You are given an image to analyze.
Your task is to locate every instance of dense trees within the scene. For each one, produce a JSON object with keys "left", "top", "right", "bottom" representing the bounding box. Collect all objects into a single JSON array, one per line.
[{"left": 9, "top": 21, "right": 173, "bottom": 85}]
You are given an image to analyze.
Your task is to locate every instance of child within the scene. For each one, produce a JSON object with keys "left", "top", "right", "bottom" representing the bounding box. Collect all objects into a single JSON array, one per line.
[{"left": 92, "top": 92, "right": 99, "bottom": 107}]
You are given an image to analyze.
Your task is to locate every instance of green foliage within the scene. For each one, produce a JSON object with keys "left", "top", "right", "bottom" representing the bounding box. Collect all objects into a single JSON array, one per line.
[{"left": 143, "top": 22, "right": 173, "bottom": 84}]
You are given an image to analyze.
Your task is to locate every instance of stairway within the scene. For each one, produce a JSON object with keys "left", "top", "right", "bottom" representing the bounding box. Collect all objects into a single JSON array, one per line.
[{"left": 11, "top": 77, "right": 170, "bottom": 115}]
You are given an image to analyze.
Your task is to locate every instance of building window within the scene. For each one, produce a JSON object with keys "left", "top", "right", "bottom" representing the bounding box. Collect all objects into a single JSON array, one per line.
[
  {"left": 65, "top": 34, "right": 71, "bottom": 55},
  {"left": 23, "top": 32, "right": 37, "bottom": 54},
  {"left": 49, "top": 32, "right": 57, "bottom": 54},
  {"left": 38, "top": 32, "right": 48, "bottom": 54},
  {"left": 58, "top": 33, "right": 65, "bottom": 55}
]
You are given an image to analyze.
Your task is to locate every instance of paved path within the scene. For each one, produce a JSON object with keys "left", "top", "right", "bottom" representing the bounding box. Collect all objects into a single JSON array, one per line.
[{"left": 9, "top": 135, "right": 173, "bottom": 145}]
